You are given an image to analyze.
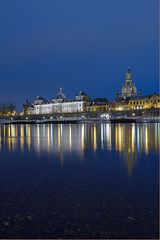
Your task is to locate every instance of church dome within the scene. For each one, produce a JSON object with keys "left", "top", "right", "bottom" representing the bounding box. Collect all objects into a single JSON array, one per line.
[
  {"left": 53, "top": 88, "right": 66, "bottom": 102},
  {"left": 121, "top": 69, "right": 138, "bottom": 98}
]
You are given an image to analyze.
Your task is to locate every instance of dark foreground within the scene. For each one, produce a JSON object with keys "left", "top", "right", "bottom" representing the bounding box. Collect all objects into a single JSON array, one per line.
[{"left": 0, "top": 123, "right": 159, "bottom": 239}]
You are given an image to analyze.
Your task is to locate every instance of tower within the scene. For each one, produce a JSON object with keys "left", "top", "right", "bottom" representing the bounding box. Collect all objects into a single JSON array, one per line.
[
  {"left": 121, "top": 68, "right": 138, "bottom": 98},
  {"left": 126, "top": 67, "right": 132, "bottom": 82}
]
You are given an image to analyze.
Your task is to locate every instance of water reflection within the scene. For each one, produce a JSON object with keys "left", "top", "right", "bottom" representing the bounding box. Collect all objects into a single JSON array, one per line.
[{"left": 0, "top": 123, "right": 159, "bottom": 174}]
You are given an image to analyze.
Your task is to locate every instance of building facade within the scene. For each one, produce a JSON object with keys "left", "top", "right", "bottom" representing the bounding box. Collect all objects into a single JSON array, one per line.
[
  {"left": 34, "top": 101, "right": 85, "bottom": 114},
  {"left": 128, "top": 94, "right": 160, "bottom": 110},
  {"left": 24, "top": 89, "right": 90, "bottom": 115},
  {"left": 114, "top": 94, "right": 160, "bottom": 111}
]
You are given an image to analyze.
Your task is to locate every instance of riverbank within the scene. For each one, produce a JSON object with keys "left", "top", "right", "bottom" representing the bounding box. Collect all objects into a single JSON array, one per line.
[{"left": 1, "top": 117, "right": 160, "bottom": 125}]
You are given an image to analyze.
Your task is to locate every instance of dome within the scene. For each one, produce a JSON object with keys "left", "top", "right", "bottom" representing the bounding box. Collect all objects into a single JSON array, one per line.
[
  {"left": 121, "top": 69, "right": 138, "bottom": 98},
  {"left": 79, "top": 91, "right": 87, "bottom": 96},
  {"left": 121, "top": 81, "right": 137, "bottom": 97},
  {"left": 53, "top": 88, "right": 66, "bottom": 102},
  {"left": 33, "top": 96, "right": 48, "bottom": 105}
]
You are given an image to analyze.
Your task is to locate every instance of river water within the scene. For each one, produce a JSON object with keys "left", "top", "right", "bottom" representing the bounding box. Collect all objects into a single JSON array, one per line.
[{"left": 0, "top": 123, "right": 159, "bottom": 239}]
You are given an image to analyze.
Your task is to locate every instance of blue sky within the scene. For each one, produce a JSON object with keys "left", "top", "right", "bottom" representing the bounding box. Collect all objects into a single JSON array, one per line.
[{"left": 0, "top": 0, "right": 158, "bottom": 109}]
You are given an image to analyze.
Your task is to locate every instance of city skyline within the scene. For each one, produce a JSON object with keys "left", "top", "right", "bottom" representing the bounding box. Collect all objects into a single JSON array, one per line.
[
  {"left": 0, "top": 1, "right": 159, "bottom": 239},
  {"left": 1, "top": 67, "right": 159, "bottom": 111},
  {"left": 0, "top": 0, "right": 158, "bottom": 110}
]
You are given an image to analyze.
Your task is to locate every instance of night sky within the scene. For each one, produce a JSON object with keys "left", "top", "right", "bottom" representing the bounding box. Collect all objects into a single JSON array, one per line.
[{"left": 0, "top": 0, "right": 158, "bottom": 110}]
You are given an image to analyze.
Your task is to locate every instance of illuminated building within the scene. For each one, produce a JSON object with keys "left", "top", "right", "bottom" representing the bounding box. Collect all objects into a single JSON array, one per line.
[
  {"left": 128, "top": 94, "right": 160, "bottom": 110},
  {"left": 117, "top": 68, "right": 140, "bottom": 100},
  {"left": 87, "top": 98, "right": 108, "bottom": 113},
  {"left": 24, "top": 88, "right": 90, "bottom": 115},
  {"left": 114, "top": 69, "right": 160, "bottom": 112},
  {"left": 22, "top": 69, "right": 159, "bottom": 116},
  {"left": 113, "top": 94, "right": 160, "bottom": 111}
]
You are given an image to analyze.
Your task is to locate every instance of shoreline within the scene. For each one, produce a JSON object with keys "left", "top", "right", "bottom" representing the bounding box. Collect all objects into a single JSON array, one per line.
[{"left": 1, "top": 118, "right": 160, "bottom": 125}]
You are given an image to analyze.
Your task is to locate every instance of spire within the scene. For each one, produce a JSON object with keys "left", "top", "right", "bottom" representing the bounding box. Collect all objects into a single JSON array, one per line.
[{"left": 126, "top": 67, "right": 132, "bottom": 82}]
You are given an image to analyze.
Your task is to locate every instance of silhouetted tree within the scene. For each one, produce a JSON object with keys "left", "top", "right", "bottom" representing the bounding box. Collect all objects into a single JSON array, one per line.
[{"left": 0, "top": 103, "right": 16, "bottom": 115}]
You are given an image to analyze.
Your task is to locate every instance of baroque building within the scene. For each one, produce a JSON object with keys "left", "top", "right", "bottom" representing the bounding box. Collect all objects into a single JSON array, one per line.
[
  {"left": 24, "top": 88, "right": 90, "bottom": 115},
  {"left": 23, "top": 70, "right": 160, "bottom": 116},
  {"left": 117, "top": 68, "right": 140, "bottom": 100},
  {"left": 52, "top": 87, "right": 66, "bottom": 103}
]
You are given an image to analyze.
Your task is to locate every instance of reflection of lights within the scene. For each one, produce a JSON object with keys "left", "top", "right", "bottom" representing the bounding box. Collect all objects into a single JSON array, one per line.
[
  {"left": 58, "top": 125, "right": 61, "bottom": 151},
  {"left": 101, "top": 124, "right": 104, "bottom": 149},
  {"left": 93, "top": 124, "right": 97, "bottom": 151},
  {"left": 20, "top": 125, "right": 24, "bottom": 152},
  {"left": 81, "top": 124, "right": 85, "bottom": 152},
  {"left": 3, "top": 125, "right": 6, "bottom": 137},
  {"left": 26, "top": 124, "right": 31, "bottom": 151},
  {"left": 60, "top": 124, "right": 62, "bottom": 138},
  {"left": 36, "top": 125, "right": 40, "bottom": 153},
  {"left": 131, "top": 124, "right": 135, "bottom": 152},
  {"left": 8, "top": 125, "right": 11, "bottom": 138},
  {"left": 154, "top": 123, "right": 159, "bottom": 151},
  {"left": 0, "top": 128, "right": 1, "bottom": 150},
  {"left": 47, "top": 125, "right": 50, "bottom": 151},
  {"left": 115, "top": 124, "right": 123, "bottom": 152},
  {"left": 59, "top": 124, "right": 63, "bottom": 167},
  {"left": 50, "top": 124, "right": 53, "bottom": 144},
  {"left": 69, "top": 125, "right": 72, "bottom": 151},
  {"left": 6, "top": 125, "right": 17, "bottom": 152},
  {"left": 118, "top": 125, "right": 123, "bottom": 152},
  {"left": 20, "top": 125, "right": 24, "bottom": 138},
  {"left": 145, "top": 127, "right": 149, "bottom": 155},
  {"left": 106, "top": 124, "right": 111, "bottom": 150},
  {"left": 0, "top": 123, "right": 159, "bottom": 172},
  {"left": 136, "top": 125, "right": 140, "bottom": 152},
  {"left": 115, "top": 125, "right": 121, "bottom": 152},
  {"left": 11, "top": 125, "right": 16, "bottom": 137},
  {"left": 8, "top": 126, "right": 11, "bottom": 150}
]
